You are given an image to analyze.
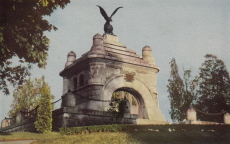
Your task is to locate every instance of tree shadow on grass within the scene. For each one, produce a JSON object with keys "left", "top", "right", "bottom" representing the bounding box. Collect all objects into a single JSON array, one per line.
[
  {"left": 0, "top": 132, "right": 12, "bottom": 135},
  {"left": 126, "top": 130, "right": 230, "bottom": 144}
]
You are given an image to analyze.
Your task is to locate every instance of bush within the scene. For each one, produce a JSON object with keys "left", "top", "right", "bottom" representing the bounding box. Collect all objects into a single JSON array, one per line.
[
  {"left": 59, "top": 124, "right": 230, "bottom": 135},
  {"left": 34, "top": 78, "right": 53, "bottom": 133},
  {"left": 59, "top": 124, "right": 129, "bottom": 135}
]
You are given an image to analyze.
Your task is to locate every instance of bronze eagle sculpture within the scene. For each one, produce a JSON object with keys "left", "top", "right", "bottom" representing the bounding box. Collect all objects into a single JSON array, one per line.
[{"left": 97, "top": 5, "right": 123, "bottom": 35}]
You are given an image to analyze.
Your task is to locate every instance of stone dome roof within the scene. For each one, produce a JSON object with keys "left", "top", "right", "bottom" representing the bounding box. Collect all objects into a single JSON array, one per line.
[
  {"left": 142, "top": 45, "right": 152, "bottom": 51},
  {"left": 67, "top": 51, "right": 76, "bottom": 57},
  {"left": 93, "top": 33, "right": 103, "bottom": 39}
]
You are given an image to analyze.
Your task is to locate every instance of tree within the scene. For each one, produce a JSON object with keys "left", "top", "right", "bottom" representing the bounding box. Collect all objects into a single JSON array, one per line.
[
  {"left": 0, "top": 0, "right": 70, "bottom": 95},
  {"left": 108, "top": 91, "right": 128, "bottom": 119},
  {"left": 195, "top": 54, "right": 230, "bottom": 122},
  {"left": 167, "top": 58, "right": 197, "bottom": 122},
  {"left": 8, "top": 76, "right": 54, "bottom": 117},
  {"left": 34, "top": 76, "right": 53, "bottom": 133}
]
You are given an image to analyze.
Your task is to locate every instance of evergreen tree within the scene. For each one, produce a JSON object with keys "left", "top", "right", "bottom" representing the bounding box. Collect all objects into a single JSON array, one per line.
[
  {"left": 34, "top": 76, "right": 53, "bottom": 133},
  {"left": 195, "top": 54, "right": 230, "bottom": 122},
  {"left": 167, "top": 58, "right": 197, "bottom": 122}
]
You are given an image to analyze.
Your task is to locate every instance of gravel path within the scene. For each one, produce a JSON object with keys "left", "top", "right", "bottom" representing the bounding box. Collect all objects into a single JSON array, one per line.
[{"left": 0, "top": 140, "right": 35, "bottom": 144}]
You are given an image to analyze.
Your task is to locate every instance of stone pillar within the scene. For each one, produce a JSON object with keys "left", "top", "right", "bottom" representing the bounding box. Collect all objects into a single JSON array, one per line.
[
  {"left": 142, "top": 45, "right": 155, "bottom": 65},
  {"left": 16, "top": 112, "right": 24, "bottom": 123},
  {"left": 61, "top": 92, "right": 76, "bottom": 108},
  {"left": 224, "top": 113, "right": 230, "bottom": 124},
  {"left": 187, "top": 107, "right": 197, "bottom": 121},
  {"left": 1, "top": 119, "right": 9, "bottom": 128},
  {"left": 63, "top": 77, "right": 69, "bottom": 94},
  {"left": 89, "top": 33, "right": 105, "bottom": 55}
]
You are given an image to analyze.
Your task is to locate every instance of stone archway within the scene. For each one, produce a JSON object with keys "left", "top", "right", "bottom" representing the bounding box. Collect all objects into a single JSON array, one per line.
[
  {"left": 111, "top": 88, "right": 146, "bottom": 119},
  {"left": 101, "top": 75, "right": 164, "bottom": 121}
]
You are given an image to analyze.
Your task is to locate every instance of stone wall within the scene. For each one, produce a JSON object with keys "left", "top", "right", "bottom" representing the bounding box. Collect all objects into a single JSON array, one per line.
[
  {"left": 52, "top": 107, "right": 138, "bottom": 131},
  {"left": 0, "top": 118, "right": 36, "bottom": 132}
]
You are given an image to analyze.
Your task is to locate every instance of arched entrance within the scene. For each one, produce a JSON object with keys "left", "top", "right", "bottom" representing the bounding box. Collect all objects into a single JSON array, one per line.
[
  {"left": 109, "top": 88, "right": 146, "bottom": 119},
  {"left": 101, "top": 75, "right": 164, "bottom": 121}
]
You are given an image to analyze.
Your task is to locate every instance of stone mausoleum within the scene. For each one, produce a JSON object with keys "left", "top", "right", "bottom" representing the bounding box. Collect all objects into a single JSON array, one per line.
[{"left": 52, "top": 33, "right": 166, "bottom": 129}]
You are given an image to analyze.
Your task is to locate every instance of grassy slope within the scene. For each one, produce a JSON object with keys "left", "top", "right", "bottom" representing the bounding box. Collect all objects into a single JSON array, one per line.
[
  {"left": 0, "top": 132, "right": 60, "bottom": 141},
  {"left": 1, "top": 131, "right": 229, "bottom": 144},
  {"left": 32, "top": 131, "right": 230, "bottom": 144},
  {"left": 1, "top": 124, "right": 230, "bottom": 144},
  {"left": 32, "top": 132, "right": 140, "bottom": 144}
]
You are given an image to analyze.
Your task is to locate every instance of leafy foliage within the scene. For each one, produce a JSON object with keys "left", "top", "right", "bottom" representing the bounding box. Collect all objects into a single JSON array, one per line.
[
  {"left": 167, "top": 58, "right": 197, "bottom": 122},
  {"left": 107, "top": 91, "right": 128, "bottom": 118},
  {"left": 34, "top": 77, "right": 53, "bottom": 133},
  {"left": 59, "top": 125, "right": 126, "bottom": 135},
  {"left": 0, "top": 0, "right": 70, "bottom": 95},
  {"left": 168, "top": 54, "right": 230, "bottom": 123},
  {"left": 195, "top": 54, "right": 230, "bottom": 122},
  {"left": 8, "top": 76, "right": 53, "bottom": 117}
]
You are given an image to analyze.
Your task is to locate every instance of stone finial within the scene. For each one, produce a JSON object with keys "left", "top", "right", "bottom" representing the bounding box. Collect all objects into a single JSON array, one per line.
[
  {"left": 89, "top": 33, "right": 106, "bottom": 55},
  {"left": 224, "top": 113, "right": 230, "bottom": 124},
  {"left": 187, "top": 107, "right": 197, "bottom": 121},
  {"left": 1, "top": 119, "right": 9, "bottom": 128},
  {"left": 65, "top": 51, "right": 76, "bottom": 67},
  {"left": 142, "top": 45, "right": 155, "bottom": 65}
]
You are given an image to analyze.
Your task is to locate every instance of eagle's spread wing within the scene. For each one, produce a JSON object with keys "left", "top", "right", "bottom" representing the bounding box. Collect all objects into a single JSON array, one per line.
[
  {"left": 97, "top": 5, "right": 109, "bottom": 21},
  {"left": 110, "top": 7, "right": 123, "bottom": 18}
]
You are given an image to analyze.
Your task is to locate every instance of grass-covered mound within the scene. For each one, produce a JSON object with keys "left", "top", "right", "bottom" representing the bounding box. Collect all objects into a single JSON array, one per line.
[
  {"left": 58, "top": 124, "right": 230, "bottom": 144},
  {"left": 0, "top": 132, "right": 60, "bottom": 141},
  {"left": 59, "top": 124, "right": 230, "bottom": 135},
  {"left": 1, "top": 124, "right": 230, "bottom": 144}
]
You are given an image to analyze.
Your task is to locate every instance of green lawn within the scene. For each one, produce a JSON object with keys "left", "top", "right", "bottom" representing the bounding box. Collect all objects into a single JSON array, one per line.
[
  {"left": 32, "top": 131, "right": 230, "bottom": 144},
  {"left": 1, "top": 125, "right": 230, "bottom": 144},
  {"left": 32, "top": 132, "right": 140, "bottom": 144},
  {"left": 0, "top": 132, "right": 60, "bottom": 141}
]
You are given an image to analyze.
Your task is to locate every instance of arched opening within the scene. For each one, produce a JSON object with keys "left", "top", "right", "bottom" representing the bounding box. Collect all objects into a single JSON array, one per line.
[
  {"left": 73, "top": 77, "right": 78, "bottom": 89},
  {"left": 79, "top": 74, "right": 84, "bottom": 87},
  {"left": 108, "top": 87, "right": 146, "bottom": 119},
  {"left": 102, "top": 75, "right": 164, "bottom": 121}
]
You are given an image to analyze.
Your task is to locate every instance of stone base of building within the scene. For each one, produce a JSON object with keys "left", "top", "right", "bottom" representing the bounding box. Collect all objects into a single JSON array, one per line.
[
  {"left": 52, "top": 107, "right": 140, "bottom": 131},
  {"left": 0, "top": 107, "right": 165, "bottom": 133},
  {"left": 0, "top": 118, "right": 36, "bottom": 132}
]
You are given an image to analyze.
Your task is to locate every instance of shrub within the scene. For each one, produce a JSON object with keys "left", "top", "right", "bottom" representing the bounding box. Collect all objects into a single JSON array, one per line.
[
  {"left": 59, "top": 124, "right": 230, "bottom": 135},
  {"left": 59, "top": 124, "right": 129, "bottom": 135},
  {"left": 34, "top": 78, "right": 53, "bottom": 133}
]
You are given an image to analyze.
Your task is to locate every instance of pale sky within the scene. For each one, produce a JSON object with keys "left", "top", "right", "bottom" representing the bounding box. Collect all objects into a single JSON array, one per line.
[{"left": 1, "top": 0, "right": 230, "bottom": 122}]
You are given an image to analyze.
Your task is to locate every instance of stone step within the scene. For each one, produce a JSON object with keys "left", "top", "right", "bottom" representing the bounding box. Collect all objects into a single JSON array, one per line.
[{"left": 135, "top": 119, "right": 169, "bottom": 125}]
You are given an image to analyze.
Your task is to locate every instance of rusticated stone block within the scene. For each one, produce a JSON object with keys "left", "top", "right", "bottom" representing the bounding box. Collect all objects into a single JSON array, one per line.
[{"left": 61, "top": 92, "right": 76, "bottom": 108}]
